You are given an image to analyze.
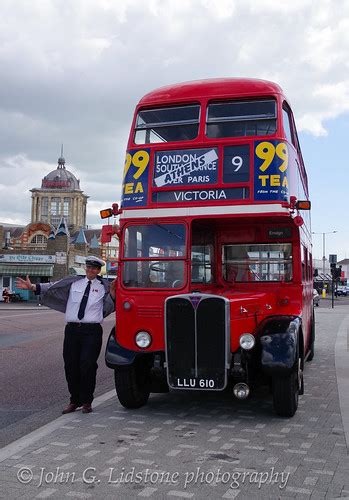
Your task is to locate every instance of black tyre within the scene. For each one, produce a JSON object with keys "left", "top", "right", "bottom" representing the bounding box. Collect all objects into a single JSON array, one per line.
[
  {"left": 272, "top": 358, "right": 302, "bottom": 418},
  {"left": 114, "top": 359, "right": 151, "bottom": 409},
  {"left": 307, "top": 313, "right": 315, "bottom": 361}
]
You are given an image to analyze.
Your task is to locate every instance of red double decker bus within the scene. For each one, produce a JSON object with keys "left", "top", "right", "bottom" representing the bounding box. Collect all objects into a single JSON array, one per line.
[{"left": 105, "top": 78, "right": 313, "bottom": 417}]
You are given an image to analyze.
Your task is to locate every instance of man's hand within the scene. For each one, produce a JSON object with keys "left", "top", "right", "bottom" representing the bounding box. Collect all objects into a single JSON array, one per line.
[
  {"left": 109, "top": 279, "right": 117, "bottom": 300},
  {"left": 15, "top": 275, "right": 33, "bottom": 290}
]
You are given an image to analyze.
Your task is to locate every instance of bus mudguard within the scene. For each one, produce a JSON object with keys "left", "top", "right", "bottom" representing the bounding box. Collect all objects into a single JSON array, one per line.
[
  {"left": 105, "top": 329, "right": 138, "bottom": 368},
  {"left": 259, "top": 316, "right": 301, "bottom": 376}
]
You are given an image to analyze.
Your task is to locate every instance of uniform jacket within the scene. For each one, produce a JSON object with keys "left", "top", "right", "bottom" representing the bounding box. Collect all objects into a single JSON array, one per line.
[{"left": 37, "top": 276, "right": 115, "bottom": 318}]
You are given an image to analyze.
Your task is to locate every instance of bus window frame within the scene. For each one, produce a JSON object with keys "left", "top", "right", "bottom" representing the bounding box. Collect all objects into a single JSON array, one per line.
[
  {"left": 282, "top": 100, "right": 309, "bottom": 198},
  {"left": 120, "top": 220, "right": 188, "bottom": 290},
  {"left": 133, "top": 103, "right": 201, "bottom": 145},
  {"left": 222, "top": 242, "right": 293, "bottom": 283},
  {"left": 205, "top": 98, "right": 278, "bottom": 139}
]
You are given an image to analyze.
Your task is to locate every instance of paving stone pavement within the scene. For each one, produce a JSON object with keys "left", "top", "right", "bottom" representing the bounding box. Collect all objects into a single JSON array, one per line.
[{"left": 1, "top": 307, "right": 349, "bottom": 499}]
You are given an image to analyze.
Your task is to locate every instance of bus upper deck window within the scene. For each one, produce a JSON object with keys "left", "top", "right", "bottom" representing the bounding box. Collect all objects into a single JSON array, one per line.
[
  {"left": 206, "top": 99, "right": 277, "bottom": 139},
  {"left": 134, "top": 105, "right": 200, "bottom": 144}
]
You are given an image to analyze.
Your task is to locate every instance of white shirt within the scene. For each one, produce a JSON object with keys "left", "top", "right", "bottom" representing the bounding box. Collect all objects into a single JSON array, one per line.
[{"left": 65, "top": 277, "right": 105, "bottom": 323}]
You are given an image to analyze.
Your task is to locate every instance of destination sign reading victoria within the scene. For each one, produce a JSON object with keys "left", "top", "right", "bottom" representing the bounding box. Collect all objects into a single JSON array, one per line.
[{"left": 152, "top": 188, "right": 248, "bottom": 203}]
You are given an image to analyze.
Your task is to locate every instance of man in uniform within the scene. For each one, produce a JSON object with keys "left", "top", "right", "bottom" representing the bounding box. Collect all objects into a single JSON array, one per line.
[{"left": 16, "top": 256, "right": 116, "bottom": 414}]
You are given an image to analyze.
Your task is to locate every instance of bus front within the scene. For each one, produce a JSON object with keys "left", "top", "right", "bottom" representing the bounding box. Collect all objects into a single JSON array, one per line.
[{"left": 105, "top": 78, "right": 313, "bottom": 417}]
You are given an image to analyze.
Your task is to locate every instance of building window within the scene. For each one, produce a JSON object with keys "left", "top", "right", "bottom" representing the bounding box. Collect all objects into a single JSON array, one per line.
[
  {"left": 50, "top": 197, "right": 61, "bottom": 225},
  {"left": 39, "top": 197, "right": 48, "bottom": 222},
  {"left": 50, "top": 198, "right": 61, "bottom": 216},
  {"left": 41, "top": 197, "right": 48, "bottom": 216},
  {"left": 30, "top": 234, "right": 48, "bottom": 245},
  {"left": 63, "top": 197, "right": 70, "bottom": 225},
  {"left": 63, "top": 198, "right": 70, "bottom": 216},
  {"left": 3, "top": 276, "right": 10, "bottom": 288}
]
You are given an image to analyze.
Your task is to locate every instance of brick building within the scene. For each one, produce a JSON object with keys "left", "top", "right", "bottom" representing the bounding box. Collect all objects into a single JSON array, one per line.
[{"left": 0, "top": 153, "right": 118, "bottom": 301}]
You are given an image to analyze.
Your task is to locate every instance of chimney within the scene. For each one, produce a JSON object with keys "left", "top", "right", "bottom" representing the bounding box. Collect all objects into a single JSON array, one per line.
[{"left": 4, "top": 231, "right": 11, "bottom": 249}]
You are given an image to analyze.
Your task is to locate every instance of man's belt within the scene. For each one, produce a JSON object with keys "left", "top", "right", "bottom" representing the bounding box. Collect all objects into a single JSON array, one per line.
[{"left": 67, "top": 322, "right": 100, "bottom": 327}]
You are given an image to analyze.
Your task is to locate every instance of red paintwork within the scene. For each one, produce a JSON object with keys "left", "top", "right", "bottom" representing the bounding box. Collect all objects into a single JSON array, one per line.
[{"left": 138, "top": 78, "right": 284, "bottom": 105}]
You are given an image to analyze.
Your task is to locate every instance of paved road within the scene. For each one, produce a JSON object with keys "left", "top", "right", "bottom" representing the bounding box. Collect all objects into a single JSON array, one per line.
[
  {"left": 0, "top": 304, "right": 349, "bottom": 498},
  {"left": 315, "top": 294, "right": 349, "bottom": 308},
  {"left": 0, "top": 307, "right": 115, "bottom": 447}
]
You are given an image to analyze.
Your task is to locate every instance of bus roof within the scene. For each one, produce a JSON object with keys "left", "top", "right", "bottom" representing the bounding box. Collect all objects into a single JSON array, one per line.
[{"left": 138, "top": 78, "right": 285, "bottom": 106}]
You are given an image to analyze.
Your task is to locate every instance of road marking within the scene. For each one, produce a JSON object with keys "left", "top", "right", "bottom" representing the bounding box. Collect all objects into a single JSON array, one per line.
[
  {"left": 167, "top": 492, "right": 194, "bottom": 498},
  {"left": 0, "top": 311, "right": 56, "bottom": 319},
  {"left": 138, "top": 487, "right": 158, "bottom": 496},
  {"left": 35, "top": 488, "right": 57, "bottom": 498},
  {"left": 0, "top": 390, "right": 115, "bottom": 463}
]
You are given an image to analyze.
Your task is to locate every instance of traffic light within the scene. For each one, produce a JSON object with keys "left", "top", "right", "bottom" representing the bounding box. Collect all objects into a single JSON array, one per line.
[
  {"left": 335, "top": 265, "right": 342, "bottom": 279},
  {"left": 331, "top": 263, "right": 342, "bottom": 280},
  {"left": 330, "top": 263, "right": 336, "bottom": 276}
]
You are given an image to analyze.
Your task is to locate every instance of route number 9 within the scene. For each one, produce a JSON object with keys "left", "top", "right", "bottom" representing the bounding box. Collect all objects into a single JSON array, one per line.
[
  {"left": 124, "top": 150, "right": 150, "bottom": 179},
  {"left": 255, "top": 142, "right": 288, "bottom": 172},
  {"left": 231, "top": 156, "right": 243, "bottom": 172}
]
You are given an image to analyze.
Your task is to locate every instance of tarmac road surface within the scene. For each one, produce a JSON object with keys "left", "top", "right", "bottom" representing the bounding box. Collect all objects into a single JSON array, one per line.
[{"left": 0, "top": 306, "right": 115, "bottom": 447}]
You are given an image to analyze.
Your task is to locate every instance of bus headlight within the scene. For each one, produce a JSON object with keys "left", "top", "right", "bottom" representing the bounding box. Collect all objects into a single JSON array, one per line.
[
  {"left": 135, "top": 331, "right": 152, "bottom": 348},
  {"left": 239, "top": 333, "right": 255, "bottom": 350}
]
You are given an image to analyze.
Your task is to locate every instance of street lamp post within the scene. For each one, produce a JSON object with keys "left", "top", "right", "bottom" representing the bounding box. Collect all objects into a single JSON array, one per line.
[{"left": 312, "top": 231, "right": 337, "bottom": 274}]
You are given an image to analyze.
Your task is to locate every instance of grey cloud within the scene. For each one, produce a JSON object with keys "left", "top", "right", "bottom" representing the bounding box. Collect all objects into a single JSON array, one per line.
[{"left": 0, "top": 0, "right": 348, "bottom": 227}]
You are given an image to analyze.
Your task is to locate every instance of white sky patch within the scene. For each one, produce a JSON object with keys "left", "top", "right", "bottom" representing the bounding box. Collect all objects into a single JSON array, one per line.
[
  {"left": 245, "top": 0, "right": 314, "bottom": 13},
  {"left": 202, "top": 0, "right": 236, "bottom": 19},
  {"left": 79, "top": 37, "right": 112, "bottom": 54},
  {"left": 297, "top": 115, "right": 328, "bottom": 137}
]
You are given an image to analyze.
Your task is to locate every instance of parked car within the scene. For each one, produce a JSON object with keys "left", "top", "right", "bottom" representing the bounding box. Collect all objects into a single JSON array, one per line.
[
  {"left": 313, "top": 289, "right": 320, "bottom": 306},
  {"left": 336, "top": 286, "right": 347, "bottom": 296}
]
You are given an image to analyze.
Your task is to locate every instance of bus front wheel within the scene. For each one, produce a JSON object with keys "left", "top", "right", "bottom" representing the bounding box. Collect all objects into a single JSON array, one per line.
[
  {"left": 114, "top": 360, "right": 151, "bottom": 409},
  {"left": 272, "top": 357, "right": 302, "bottom": 418}
]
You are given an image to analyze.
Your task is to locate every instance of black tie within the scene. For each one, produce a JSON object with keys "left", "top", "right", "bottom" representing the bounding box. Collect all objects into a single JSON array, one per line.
[{"left": 78, "top": 281, "right": 91, "bottom": 320}]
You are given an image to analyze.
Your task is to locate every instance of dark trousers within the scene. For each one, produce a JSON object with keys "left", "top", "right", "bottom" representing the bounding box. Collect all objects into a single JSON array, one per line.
[{"left": 63, "top": 323, "right": 103, "bottom": 405}]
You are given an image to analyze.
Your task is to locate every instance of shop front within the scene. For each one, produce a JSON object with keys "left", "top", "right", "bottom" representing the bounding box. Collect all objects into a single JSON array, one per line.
[{"left": 0, "top": 254, "right": 55, "bottom": 301}]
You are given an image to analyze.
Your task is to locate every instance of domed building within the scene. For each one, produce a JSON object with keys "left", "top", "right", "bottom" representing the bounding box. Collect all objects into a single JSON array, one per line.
[
  {"left": 0, "top": 150, "right": 119, "bottom": 300},
  {"left": 30, "top": 153, "right": 88, "bottom": 231}
]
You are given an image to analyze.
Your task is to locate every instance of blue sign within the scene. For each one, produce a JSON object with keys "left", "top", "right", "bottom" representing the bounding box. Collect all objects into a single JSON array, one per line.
[
  {"left": 223, "top": 145, "right": 250, "bottom": 183},
  {"left": 153, "top": 148, "right": 218, "bottom": 187},
  {"left": 121, "top": 148, "right": 150, "bottom": 207},
  {"left": 254, "top": 141, "right": 289, "bottom": 201}
]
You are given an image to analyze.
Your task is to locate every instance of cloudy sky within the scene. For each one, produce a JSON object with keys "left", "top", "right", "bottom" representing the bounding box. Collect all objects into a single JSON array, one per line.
[{"left": 1, "top": 0, "right": 348, "bottom": 260}]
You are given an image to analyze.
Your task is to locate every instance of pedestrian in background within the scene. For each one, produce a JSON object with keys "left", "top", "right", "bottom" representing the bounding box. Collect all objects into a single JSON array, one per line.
[
  {"left": 2, "top": 288, "right": 10, "bottom": 303},
  {"left": 16, "top": 256, "right": 116, "bottom": 414}
]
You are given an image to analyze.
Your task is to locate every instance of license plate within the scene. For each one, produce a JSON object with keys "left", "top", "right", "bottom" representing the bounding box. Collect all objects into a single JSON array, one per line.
[{"left": 174, "top": 377, "right": 217, "bottom": 389}]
